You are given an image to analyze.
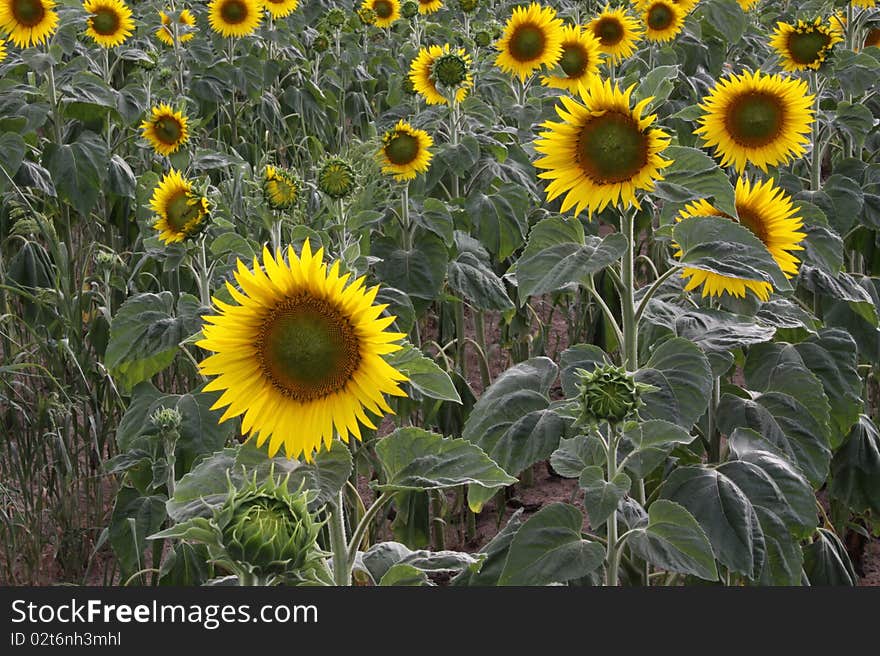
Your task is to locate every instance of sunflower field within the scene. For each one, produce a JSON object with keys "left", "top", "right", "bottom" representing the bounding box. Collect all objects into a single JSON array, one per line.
[{"left": 1, "top": 0, "right": 879, "bottom": 588}]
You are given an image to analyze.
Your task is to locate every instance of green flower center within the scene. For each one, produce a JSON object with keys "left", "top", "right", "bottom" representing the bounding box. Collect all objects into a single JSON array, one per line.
[
  {"left": 91, "top": 8, "right": 120, "bottom": 36},
  {"left": 319, "top": 162, "right": 355, "bottom": 198},
  {"left": 154, "top": 116, "right": 183, "bottom": 144},
  {"left": 577, "top": 111, "right": 648, "bottom": 184},
  {"left": 509, "top": 24, "right": 546, "bottom": 62},
  {"left": 458, "top": 0, "right": 477, "bottom": 12},
  {"left": 725, "top": 91, "right": 784, "bottom": 147},
  {"left": 559, "top": 44, "right": 588, "bottom": 77},
  {"left": 594, "top": 17, "right": 623, "bottom": 46},
  {"left": 12, "top": 0, "right": 45, "bottom": 26},
  {"left": 373, "top": 0, "right": 393, "bottom": 18},
  {"left": 220, "top": 0, "right": 248, "bottom": 24},
  {"left": 165, "top": 190, "right": 202, "bottom": 231},
  {"left": 787, "top": 29, "right": 830, "bottom": 65},
  {"left": 433, "top": 53, "right": 468, "bottom": 86},
  {"left": 385, "top": 132, "right": 420, "bottom": 166},
  {"left": 735, "top": 205, "right": 768, "bottom": 244},
  {"left": 647, "top": 4, "right": 674, "bottom": 31},
  {"left": 259, "top": 296, "right": 361, "bottom": 401}
]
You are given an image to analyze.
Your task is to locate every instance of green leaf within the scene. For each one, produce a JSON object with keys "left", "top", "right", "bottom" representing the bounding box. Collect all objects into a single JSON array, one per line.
[
  {"left": 621, "top": 419, "right": 696, "bottom": 479},
  {"left": 372, "top": 231, "right": 448, "bottom": 301},
  {"left": 385, "top": 342, "right": 461, "bottom": 403},
  {"left": 801, "top": 267, "right": 878, "bottom": 326},
  {"left": 467, "top": 183, "right": 529, "bottom": 260},
  {"left": 414, "top": 197, "right": 454, "bottom": 246},
  {"left": 497, "top": 503, "right": 604, "bottom": 585},
  {"left": 634, "top": 65, "right": 679, "bottom": 111},
  {"left": 803, "top": 528, "right": 857, "bottom": 586},
  {"left": 653, "top": 146, "right": 736, "bottom": 216},
  {"left": 699, "top": 0, "right": 747, "bottom": 45},
  {"left": 636, "top": 337, "right": 713, "bottom": 429},
  {"left": 830, "top": 415, "right": 880, "bottom": 516},
  {"left": 515, "top": 216, "right": 627, "bottom": 300},
  {"left": 158, "top": 542, "right": 211, "bottom": 586},
  {"left": 559, "top": 344, "right": 609, "bottom": 397},
  {"left": 43, "top": 130, "right": 109, "bottom": 217},
  {"left": 447, "top": 252, "right": 514, "bottom": 311},
  {"left": 0, "top": 132, "right": 25, "bottom": 194},
  {"left": 628, "top": 499, "right": 718, "bottom": 581},
  {"left": 375, "top": 427, "right": 516, "bottom": 492},
  {"left": 379, "top": 563, "right": 431, "bottom": 586},
  {"left": 550, "top": 434, "right": 605, "bottom": 478},
  {"left": 362, "top": 541, "right": 481, "bottom": 584},
  {"left": 578, "top": 466, "right": 631, "bottom": 527},
  {"left": 105, "top": 292, "right": 204, "bottom": 392},
  {"left": 109, "top": 487, "right": 167, "bottom": 581},
  {"left": 451, "top": 511, "right": 526, "bottom": 586}
]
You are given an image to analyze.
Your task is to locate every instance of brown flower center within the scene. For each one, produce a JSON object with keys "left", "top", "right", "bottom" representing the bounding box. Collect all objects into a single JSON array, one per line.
[
  {"left": 724, "top": 91, "right": 785, "bottom": 147},
  {"left": 509, "top": 24, "right": 546, "bottom": 62},
  {"left": 786, "top": 29, "right": 830, "bottom": 65},
  {"left": 90, "top": 8, "right": 121, "bottom": 36},
  {"left": 12, "top": 0, "right": 46, "bottom": 26},
  {"left": 220, "top": 0, "right": 248, "bottom": 24},
  {"left": 593, "top": 17, "right": 624, "bottom": 46},
  {"left": 559, "top": 43, "right": 588, "bottom": 77},
  {"left": 577, "top": 111, "right": 648, "bottom": 184}
]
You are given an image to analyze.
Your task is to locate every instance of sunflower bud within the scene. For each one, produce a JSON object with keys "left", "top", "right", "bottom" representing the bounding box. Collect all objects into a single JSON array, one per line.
[
  {"left": 401, "top": 0, "right": 418, "bottom": 17},
  {"left": 317, "top": 157, "right": 357, "bottom": 199},
  {"left": 312, "top": 32, "right": 330, "bottom": 53},
  {"left": 575, "top": 364, "right": 652, "bottom": 427},
  {"left": 474, "top": 28, "right": 492, "bottom": 47},
  {"left": 94, "top": 250, "right": 117, "bottom": 272},
  {"left": 150, "top": 407, "right": 182, "bottom": 433},
  {"left": 457, "top": 0, "right": 478, "bottom": 12},
  {"left": 326, "top": 7, "right": 346, "bottom": 27},
  {"left": 433, "top": 52, "right": 469, "bottom": 88},
  {"left": 357, "top": 7, "right": 376, "bottom": 25}
]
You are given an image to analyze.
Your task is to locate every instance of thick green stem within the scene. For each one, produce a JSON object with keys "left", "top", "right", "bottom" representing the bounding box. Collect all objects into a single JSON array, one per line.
[
  {"left": 809, "top": 73, "right": 822, "bottom": 191},
  {"left": 449, "top": 101, "right": 461, "bottom": 199},
  {"left": 707, "top": 375, "right": 722, "bottom": 463},
  {"left": 619, "top": 209, "right": 638, "bottom": 370},
  {"left": 605, "top": 426, "right": 620, "bottom": 587},
  {"left": 329, "top": 490, "right": 350, "bottom": 586}
]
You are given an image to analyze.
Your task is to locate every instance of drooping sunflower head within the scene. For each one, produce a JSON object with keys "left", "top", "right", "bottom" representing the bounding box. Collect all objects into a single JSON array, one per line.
[
  {"left": 140, "top": 104, "right": 190, "bottom": 157},
  {"left": 198, "top": 242, "right": 409, "bottom": 461},
  {"left": 695, "top": 69, "right": 814, "bottom": 173},
  {"left": 0, "top": 0, "right": 59, "bottom": 47},
  {"left": 409, "top": 44, "right": 473, "bottom": 105},
  {"left": 156, "top": 9, "right": 197, "bottom": 47},
  {"left": 866, "top": 28, "right": 880, "bottom": 50},
  {"left": 83, "top": 0, "right": 134, "bottom": 48},
  {"left": 457, "top": 0, "right": 477, "bottom": 12},
  {"left": 534, "top": 76, "right": 672, "bottom": 217},
  {"left": 495, "top": 2, "right": 565, "bottom": 81},
  {"left": 674, "top": 177, "right": 805, "bottom": 301},
  {"left": 263, "top": 165, "right": 301, "bottom": 210},
  {"left": 641, "top": 0, "right": 685, "bottom": 42},
  {"left": 207, "top": 0, "right": 262, "bottom": 38},
  {"left": 587, "top": 5, "right": 643, "bottom": 64},
  {"left": 379, "top": 120, "right": 434, "bottom": 181},
  {"left": 317, "top": 157, "right": 357, "bottom": 199},
  {"left": 362, "top": 0, "right": 400, "bottom": 28},
  {"left": 149, "top": 169, "right": 211, "bottom": 245},
  {"left": 418, "top": 0, "right": 442, "bottom": 14},
  {"left": 540, "top": 24, "right": 603, "bottom": 91},
  {"left": 263, "top": 0, "right": 299, "bottom": 19},
  {"left": 769, "top": 19, "right": 842, "bottom": 72}
]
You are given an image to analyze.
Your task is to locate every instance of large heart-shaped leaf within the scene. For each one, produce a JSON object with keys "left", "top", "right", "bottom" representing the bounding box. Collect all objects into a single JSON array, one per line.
[
  {"left": 636, "top": 337, "right": 712, "bottom": 429},
  {"left": 830, "top": 415, "right": 880, "bottom": 515}
]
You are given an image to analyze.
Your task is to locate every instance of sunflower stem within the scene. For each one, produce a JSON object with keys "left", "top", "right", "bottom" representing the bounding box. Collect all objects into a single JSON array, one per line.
[
  {"left": 227, "top": 37, "right": 239, "bottom": 147},
  {"left": 605, "top": 423, "right": 620, "bottom": 587},
  {"left": 401, "top": 182, "right": 411, "bottom": 251},
  {"left": 809, "top": 72, "right": 823, "bottom": 191},
  {"left": 707, "top": 373, "right": 722, "bottom": 463},
  {"left": 619, "top": 208, "right": 638, "bottom": 370},
  {"left": 449, "top": 100, "right": 461, "bottom": 200},
  {"left": 347, "top": 491, "right": 395, "bottom": 564},
  {"left": 196, "top": 235, "right": 211, "bottom": 307},
  {"left": 329, "top": 490, "right": 351, "bottom": 586}
]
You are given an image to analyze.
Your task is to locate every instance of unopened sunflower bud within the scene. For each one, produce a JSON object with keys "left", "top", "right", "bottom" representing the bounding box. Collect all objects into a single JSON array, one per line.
[
  {"left": 357, "top": 7, "right": 376, "bottom": 25},
  {"left": 151, "top": 407, "right": 182, "bottom": 433},
  {"left": 401, "top": 0, "right": 418, "bottom": 18},
  {"left": 474, "top": 29, "right": 492, "bottom": 46},
  {"left": 312, "top": 33, "right": 330, "bottom": 53},
  {"left": 317, "top": 157, "right": 356, "bottom": 199},
  {"left": 575, "top": 364, "right": 652, "bottom": 427},
  {"left": 457, "top": 0, "right": 478, "bottom": 12},
  {"left": 326, "top": 7, "right": 347, "bottom": 27},
  {"left": 433, "top": 51, "right": 469, "bottom": 87}
]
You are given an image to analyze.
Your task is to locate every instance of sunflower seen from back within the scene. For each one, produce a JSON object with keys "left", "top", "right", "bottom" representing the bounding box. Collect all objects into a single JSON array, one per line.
[
  {"left": 198, "top": 241, "right": 409, "bottom": 461},
  {"left": 141, "top": 104, "right": 190, "bottom": 157},
  {"left": 534, "top": 76, "right": 671, "bottom": 217},
  {"left": 587, "top": 5, "right": 643, "bottom": 64},
  {"left": 495, "top": 2, "right": 564, "bottom": 81},
  {"left": 674, "top": 177, "right": 805, "bottom": 301},
  {"left": 640, "top": 0, "right": 685, "bottom": 42},
  {"left": 149, "top": 169, "right": 211, "bottom": 244},
  {"left": 361, "top": 0, "right": 400, "bottom": 28},
  {"left": 540, "top": 25, "right": 603, "bottom": 92},
  {"left": 379, "top": 120, "right": 433, "bottom": 181},
  {"left": 156, "top": 9, "right": 197, "bottom": 46},
  {"left": 263, "top": 0, "right": 299, "bottom": 19},
  {"left": 769, "top": 18, "right": 841, "bottom": 72},
  {"left": 83, "top": 0, "right": 134, "bottom": 48},
  {"left": 695, "top": 69, "right": 814, "bottom": 173},
  {"left": 208, "top": 0, "right": 262, "bottom": 37},
  {"left": 0, "top": 0, "right": 59, "bottom": 47},
  {"left": 410, "top": 43, "right": 473, "bottom": 105}
]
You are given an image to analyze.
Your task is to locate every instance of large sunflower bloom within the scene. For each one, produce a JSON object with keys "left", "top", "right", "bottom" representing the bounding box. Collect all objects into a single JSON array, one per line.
[
  {"left": 361, "top": 0, "right": 400, "bottom": 28},
  {"left": 0, "top": 0, "right": 58, "bottom": 47},
  {"left": 641, "top": 0, "right": 685, "bottom": 42},
  {"left": 149, "top": 169, "right": 210, "bottom": 244},
  {"left": 534, "top": 76, "right": 672, "bottom": 217},
  {"left": 495, "top": 2, "right": 565, "bottom": 81},
  {"left": 198, "top": 242, "right": 409, "bottom": 461},
  {"left": 156, "top": 9, "right": 197, "bottom": 46},
  {"left": 207, "top": 0, "right": 262, "bottom": 37},
  {"left": 587, "top": 5, "right": 643, "bottom": 64},
  {"left": 379, "top": 120, "right": 433, "bottom": 181},
  {"left": 409, "top": 44, "right": 473, "bottom": 105},
  {"left": 83, "top": 0, "right": 134, "bottom": 48},
  {"left": 540, "top": 25, "right": 603, "bottom": 92},
  {"left": 695, "top": 69, "right": 814, "bottom": 173},
  {"left": 417, "top": 0, "right": 442, "bottom": 14},
  {"left": 675, "top": 177, "right": 805, "bottom": 301},
  {"left": 769, "top": 19, "right": 842, "bottom": 72},
  {"left": 263, "top": 0, "right": 298, "bottom": 19},
  {"left": 140, "top": 104, "right": 190, "bottom": 157}
]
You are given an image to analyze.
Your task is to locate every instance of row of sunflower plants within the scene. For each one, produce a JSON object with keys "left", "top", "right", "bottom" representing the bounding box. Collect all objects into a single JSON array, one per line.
[{"left": 1, "top": 0, "right": 879, "bottom": 586}]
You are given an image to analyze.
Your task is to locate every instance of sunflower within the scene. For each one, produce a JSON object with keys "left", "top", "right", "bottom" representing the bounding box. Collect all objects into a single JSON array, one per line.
[
  {"left": 534, "top": 76, "right": 671, "bottom": 217},
  {"left": 866, "top": 28, "right": 880, "bottom": 49},
  {"left": 207, "top": 0, "right": 262, "bottom": 37},
  {"left": 83, "top": 0, "right": 134, "bottom": 48},
  {"left": 0, "top": 0, "right": 59, "bottom": 47},
  {"left": 198, "top": 242, "right": 409, "bottom": 461},
  {"left": 149, "top": 169, "right": 210, "bottom": 244},
  {"left": 735, "top": 0, "right": 759, "bottom": 10},
  {"left": 696, "top": 70, "right": 814, "bottom": 173},
  {"left": 263, "top": 0, "right": 299, "bottom": 19},
  {"left": 409, "top": 43, "right": 473, "bottom": 105},
  {"left": 769, "top": 19, "right": 841, "bottom": 72},
  {"left": 641, "top": 0, "right": 685, "bottom": 42},
  {"left": 540, "top": 25, "right": 603, "bottom": 92},
  {"left": 361, "top": 0, "right": 400, "bottom": 28},
  {"left": 263, "top": 165, "right": 301, "bottom": 209},
  {"left": 0, "top": 38, "right": 6, "bottom": 62},
  {"left": 417, "top": 0, "right": 441, "bottom": 14},
  {"left": 379, "top": 120, "right": 433, "bottom": 181},
  {"left": 317, "top": 157, "right": 357, "bottom": 199},
  {"left": 140, "top": 104, "right": 190, "bottom": 157},
  {"left": 675, "top": 177, "right": 805, "bottom": 301},
  {"left": 156, "top": 9, "right": 196, "bottom": 46},
  {"left": 495, "top": 2, "right": 565, "bottom": 81},
  {"left": 587, "top": 5, "right": 643, "bottom": 64}
]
